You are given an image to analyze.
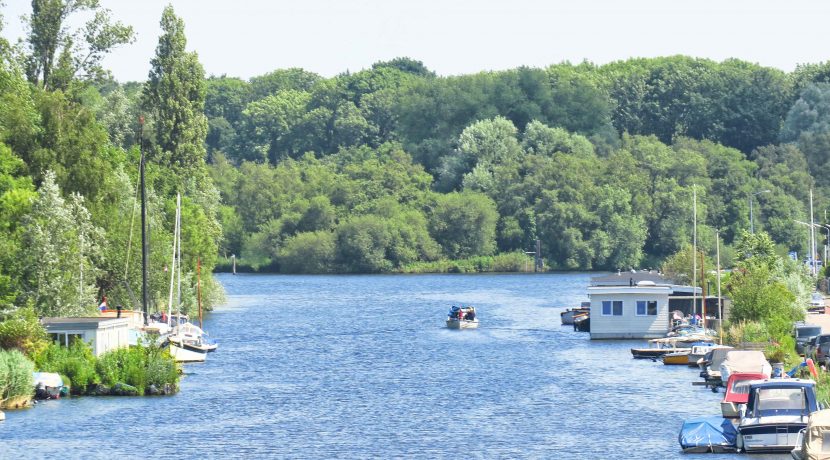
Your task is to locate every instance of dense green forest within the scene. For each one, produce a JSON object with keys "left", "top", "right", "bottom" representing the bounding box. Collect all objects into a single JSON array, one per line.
[{"left": 2, "top": 2, "right": 830, "bottom": 319}]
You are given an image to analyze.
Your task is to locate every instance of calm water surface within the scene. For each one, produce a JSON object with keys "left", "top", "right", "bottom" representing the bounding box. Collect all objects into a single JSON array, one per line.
[{"left": 1, "top": 273, "right": 786, "bottom": 459}]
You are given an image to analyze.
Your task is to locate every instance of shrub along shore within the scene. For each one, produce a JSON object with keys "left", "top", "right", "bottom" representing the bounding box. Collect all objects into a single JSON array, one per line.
[{"left": 0, "top": 308, "right": 179, "bottom": 409}]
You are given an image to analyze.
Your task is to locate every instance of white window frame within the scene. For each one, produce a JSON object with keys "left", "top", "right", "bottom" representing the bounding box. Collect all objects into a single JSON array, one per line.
[
  {"left": 603, "top": 300, "right": 623, "bottom": 316},
  {"left": 636, "top": 300, "right": 659, "bottom": 316},
  {"left": 602, "top": 300, "right": 612, "bottom": 316},
  {"left": 647, "top": 300, "right": 658, "bottom": 316}
]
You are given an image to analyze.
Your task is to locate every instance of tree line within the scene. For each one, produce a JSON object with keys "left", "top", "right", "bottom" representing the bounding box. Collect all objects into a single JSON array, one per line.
[{"left": 3, "top": 1, "right": 830, "bottom": 320}]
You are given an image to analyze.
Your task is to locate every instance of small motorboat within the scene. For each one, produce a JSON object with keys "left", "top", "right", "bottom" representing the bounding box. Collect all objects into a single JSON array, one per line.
[
  {"left": 737, "top": 379, "right": 818, "bottom": 453},
  {"left": 631, "top": 336, "right": 711, "bottom": 359},
  {"left": 662, "top": 350, "right": 691, "bottom": 365},
  {"left": 699, "top": 346, "right": 735, "bottom": 385},
  {"left": 678, "top": 416, "right": 739, "bottom": 453},
  {"left": 32, "top": 372, "right": 67, "bottom": 400},
  {"left": 721, "top": 372, "right": 767, "bottom": 418},
  {"left": 573, "top": 313, "right": 590, "bottom": 332},
  {"left": 720, "top": 350, "right": 771, "bottom": 385},
  {"left": 446, "top": 305, "right": 478, "bottom": 329},
  {"left": 560, "top": 302, "right": 590, "bottom": 325},
  {"left": 688, "top": 343, "right": 727, "bottom": 367},
  {"left": 791, "top": 408, "right": 830, "bottom": 460}
]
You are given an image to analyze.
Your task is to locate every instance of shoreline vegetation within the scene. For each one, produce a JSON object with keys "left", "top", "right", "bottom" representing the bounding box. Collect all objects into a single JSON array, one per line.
[
  {"left": 215, "top": 251, "right": 544, "bottom": 274},
  {"left": 0, "top": 307, "right": 179, "bottom": 410}
]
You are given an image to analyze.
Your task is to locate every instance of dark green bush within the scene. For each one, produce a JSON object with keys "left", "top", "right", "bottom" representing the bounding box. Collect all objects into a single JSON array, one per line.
[{"left": 35, "top": 340, "right": 98, "bottom": 394}]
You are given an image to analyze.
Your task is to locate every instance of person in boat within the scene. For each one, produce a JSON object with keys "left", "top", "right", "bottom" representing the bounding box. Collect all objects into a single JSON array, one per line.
[
  {"left": 466, "top": 308, "right": 475, "bottom": 321},
  {"left": 458, "top": 308, "right": 464, "bottom": 321}
]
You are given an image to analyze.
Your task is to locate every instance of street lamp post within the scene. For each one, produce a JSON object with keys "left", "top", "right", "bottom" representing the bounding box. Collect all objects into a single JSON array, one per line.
[
  {"left": 750, "top": 189, "right": 771, "bottom": 234},
  {"left": 796, "top": 219, "right": 823, "bottom": 276}
]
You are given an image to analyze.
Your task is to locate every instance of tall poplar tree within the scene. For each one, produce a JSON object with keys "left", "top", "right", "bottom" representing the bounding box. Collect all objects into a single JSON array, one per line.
[{"left": 141, "top": 4, "right": 208, "bottom": 174}]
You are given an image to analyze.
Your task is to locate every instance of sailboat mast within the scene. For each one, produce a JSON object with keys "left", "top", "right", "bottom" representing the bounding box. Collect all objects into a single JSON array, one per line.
[
  {"left": 176, "top": 193, "right": 182, "bottom": 316},
  {"left": 166, "top": 195, "right": 180, "bottom": 326},
  {"left": 716, "top": 230, "right": 723, "bottom": 344},
  {"left": 692, "top": 185, "right": 697, "bottom": 320},
  {"left": 700, "top": 251, "right": 706, "bottom": 335},
  {"left": 139, "top": 116, "right": 149, "bottom": 326},
  {"left": 197, "top": 256, "right": 203, "bottom": 330}
]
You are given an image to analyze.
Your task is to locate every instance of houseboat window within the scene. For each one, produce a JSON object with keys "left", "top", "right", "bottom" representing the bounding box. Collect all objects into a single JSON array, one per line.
[
  {"left": 602, "top": 301, "right": 623, "bottom": 316},
  {"left": 636, "top": 301, "right": 658, "bottom": 316},
  {"left": 48, "top": 332, "right": 83, "bottom": 347}
]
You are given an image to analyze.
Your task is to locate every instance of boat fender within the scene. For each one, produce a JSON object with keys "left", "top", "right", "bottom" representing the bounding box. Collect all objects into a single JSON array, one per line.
[{"left": 807, "top": 358, "right": 819, "bottom": 379}]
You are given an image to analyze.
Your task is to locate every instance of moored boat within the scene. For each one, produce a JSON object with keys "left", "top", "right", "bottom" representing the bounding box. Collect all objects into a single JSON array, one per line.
[
  {"left": 168, "top": 340, "right": 208, "bottom": 363},
  {"left": 688, "top": 343, "right": 727, "bottom": 367},
  {"left": 662, "top": 350, "right": 691, "bottom": 365},
  {"left": 573, "top": 313, "right": 590, "bottom": 332},
  {"left": 737, "top": 379, "right": 818, "bottom": 453},
  {"left": 32, "top": 372, "right": 67, "bottom": 399},
  {"left": 699, "top": 346, "right": 735, "bottom": 384},
  {"left": 678, "top": 416, "right": 739, "bottom": 453},
  {"left": 720, "top": 372, "right": 767, "bottom": 418},
  {"left": 446, "top": 305, "right": 478, "bottom": 329},
  {"left": 631, "top": 336, "right": 712, "bottom": 359},
  {"left": 560, "top": 302, "right": 590, "bottom": 325},
  {"left": 791, "top": 408, "right": 830, "bottom": 460},
  {"left": 720, "top": 350, "right": 772, "bottom": 385}
]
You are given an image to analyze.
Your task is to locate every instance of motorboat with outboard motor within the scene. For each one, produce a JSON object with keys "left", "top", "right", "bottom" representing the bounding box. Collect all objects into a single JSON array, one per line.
[{"left": 446, "top": 305, "right": 478, "bottom": 329}]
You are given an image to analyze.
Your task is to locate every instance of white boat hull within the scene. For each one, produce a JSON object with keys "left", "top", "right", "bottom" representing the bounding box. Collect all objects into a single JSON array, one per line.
[
  {"left": 739, "top": 418, "right": 807, "bottom": 453},
  {"left": 169, "top": 342, "right": 207, "bottom": 362},
  {"left": 446, "top": 318, "right": 479, "bottom": 329},
  {"left": 720, "top": 401, "right": 742, "bottom": 418}
]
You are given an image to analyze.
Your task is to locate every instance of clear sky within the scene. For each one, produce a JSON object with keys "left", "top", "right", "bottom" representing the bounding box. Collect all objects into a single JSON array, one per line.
[{"left": 3, "top": 0, "right": 830, "bottom": 82}]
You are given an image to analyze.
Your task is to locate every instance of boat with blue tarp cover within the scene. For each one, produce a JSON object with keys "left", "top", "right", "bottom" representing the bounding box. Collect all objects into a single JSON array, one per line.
[{"left": 678, "top": 416, "right": 739, "bottom": 453}]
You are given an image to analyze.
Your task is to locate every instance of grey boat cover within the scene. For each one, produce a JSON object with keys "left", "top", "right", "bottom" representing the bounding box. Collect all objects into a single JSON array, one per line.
[
  {"left": 719, "top": 350, "right": 771, "bottom": 383},
  {"left": 707, "top": 347, "right": 734, "bottom": 369},
  {"left": 677, "top": 416, "right": 738, "bottom": 452},
  {"left": 796, "top": 409, "right": 830, "bottom": 460}
]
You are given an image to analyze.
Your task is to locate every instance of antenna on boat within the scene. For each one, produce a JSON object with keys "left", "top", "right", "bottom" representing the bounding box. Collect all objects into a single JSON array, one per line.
[{"left": 139, "top": 115, "right": 150, "bottom": 327}]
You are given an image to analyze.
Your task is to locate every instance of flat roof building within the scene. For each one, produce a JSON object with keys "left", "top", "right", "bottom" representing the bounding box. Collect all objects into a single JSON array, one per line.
[{"left": 42, "top": 317, "right": 130, "bottom": 356}]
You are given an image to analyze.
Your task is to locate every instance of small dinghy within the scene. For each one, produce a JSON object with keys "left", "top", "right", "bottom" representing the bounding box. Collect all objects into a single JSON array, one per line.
[{"left": 678, "top": 416, "right": 739, "bottom": 453}]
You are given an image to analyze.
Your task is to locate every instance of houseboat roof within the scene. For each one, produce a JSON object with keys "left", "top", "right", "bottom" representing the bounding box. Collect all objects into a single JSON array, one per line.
[
  {"left": 591, "top": 270, "right": 702, "bottom": 295},
  {"left": 41, "top": 317, "right": 130, "bottom": 330}
]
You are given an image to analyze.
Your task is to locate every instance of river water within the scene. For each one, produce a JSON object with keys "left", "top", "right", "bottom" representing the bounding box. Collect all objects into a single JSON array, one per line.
[{"left": 1, "top": 273, "right": 785, "bottom": 459}]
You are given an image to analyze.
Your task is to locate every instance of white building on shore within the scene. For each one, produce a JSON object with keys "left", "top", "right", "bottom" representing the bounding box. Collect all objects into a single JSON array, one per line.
[
  {"left": 588, "top": 270, "right": 704, "bottom": 339},
  {"left": 42, "top": 317, "right": 130, "bottom": 356}
]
